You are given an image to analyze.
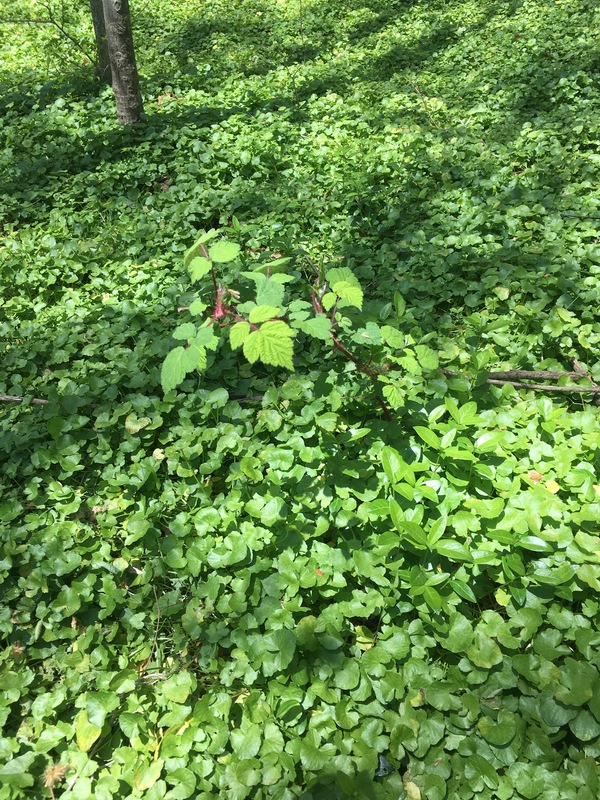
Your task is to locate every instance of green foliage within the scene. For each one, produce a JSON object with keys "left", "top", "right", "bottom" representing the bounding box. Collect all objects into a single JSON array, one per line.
[{"left": 2, "top": 0, "right": 600, "bottom": 797}]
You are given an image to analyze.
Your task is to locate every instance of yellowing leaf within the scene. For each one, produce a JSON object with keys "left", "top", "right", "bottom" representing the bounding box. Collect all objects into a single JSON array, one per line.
[
  {"left": 545, "top": 480, "right": 560, "bottom": 494},
  {"left": 75, "top": 710, "right": 102, "bottom": 753},
  {"left": 404, "top": 781, "right": 422, "bottom": 800},
  {"left": 125, "top": 415, "right": 151, "bottom": 434},
  {"left": 133, "top": 760, "right": 164, "bottom": 792}
]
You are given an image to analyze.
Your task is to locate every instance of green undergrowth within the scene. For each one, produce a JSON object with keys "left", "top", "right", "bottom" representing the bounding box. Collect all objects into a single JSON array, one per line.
[{"left": 1, "top": 0, "right": 600, "bottom": 798}]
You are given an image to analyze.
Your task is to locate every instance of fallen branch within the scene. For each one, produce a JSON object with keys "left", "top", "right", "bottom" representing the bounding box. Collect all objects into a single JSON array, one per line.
[
  {"left": 486, "top": 380, "right": 600, "bottom": 393},
  {"left": 442, "top": 361, "right": 600, "bottom": 403},
  {"left": 487, "top": 369, "right": 590, "bottom": 380},
  {"left": 0, "top": 394, "right": 48, "bottom": 405}
]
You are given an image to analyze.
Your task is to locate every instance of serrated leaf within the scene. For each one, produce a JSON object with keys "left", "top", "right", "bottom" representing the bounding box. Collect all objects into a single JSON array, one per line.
[
  {"left": 382, "top": 383, "right": 404, "bottom": 408},
  {"left": 381, "top": 325, "right": 406, "bottom": 348},
  {"left": 249, "top": 305, "right": 280, "bottom": 323},
  {"left": 243, "top": 321, "right": 295, "bottom": 369},
  {"left": 183, "top": 234, "right": 215, "bottom": 268},
  {"left": 161, "top": 344, "right": 204, "bottom": 393},
  {"left": 191, "top": 325, "right": 217, "bottom": 347},
  {"left": 322, "top": 291, "right": 337, "bottom": 311},
  {"left": 208, "top": 240, "right": 241, "bottom": 263},
  {"left": 294, "top": 314, "right": 332, "bottom": 340},
  {"left": 325, "top": 267, "right": 360, "bottom": 287},
  {"left": 189, "top": 299, "right": 207, "bottom": 316},
  {"left": 161, "top": 347, "right": 188, "bottom": 393},
  {"left": 230, "top": 321, "right": 251, "bottom": 350},
  {"left": 173, "top": 322, "right": 196, "bottom": 340},
  {"left": 188, "top": 256, "right": 212, "bottom": 281},
  {"left": 330, "top": 280, "right": 363, "bottom": 309},
  {"left": 414, "top": 344, "right": 439, "bottom": 370},
  {"left": 256, "top": 276, "right": 286, "bottom": 307}
]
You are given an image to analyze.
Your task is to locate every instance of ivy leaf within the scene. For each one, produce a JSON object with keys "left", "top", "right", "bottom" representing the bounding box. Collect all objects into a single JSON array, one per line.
[
  {"left": 243, "top": 321, "right": 295, "bottom": 369},
  {"left": 86, "top": 691, "right": 119, "bottom": 727},
  {"left": 478, "top": 710, "right": 517, "bottom": 746},
  {"left": 208, "top": 241, "right": 241, "bottom": 263},
  {"left": 230, "top": 321, "right": 251, "bottom": 350}
]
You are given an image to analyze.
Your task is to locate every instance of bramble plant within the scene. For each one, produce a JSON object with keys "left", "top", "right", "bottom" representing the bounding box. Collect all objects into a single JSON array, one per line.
[{"left": 162, "top": 229, "right": 440, "bottom": 417}]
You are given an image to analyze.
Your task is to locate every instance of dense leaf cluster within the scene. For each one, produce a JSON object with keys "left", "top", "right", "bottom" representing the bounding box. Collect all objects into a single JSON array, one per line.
[{"left": 1, "top": 0, "right": 600, "bottom": 798}]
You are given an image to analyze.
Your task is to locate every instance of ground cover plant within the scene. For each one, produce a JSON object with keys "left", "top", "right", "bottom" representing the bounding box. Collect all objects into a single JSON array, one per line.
[{"left": 1, "top": 0, "right": 600, "bottom": 797}]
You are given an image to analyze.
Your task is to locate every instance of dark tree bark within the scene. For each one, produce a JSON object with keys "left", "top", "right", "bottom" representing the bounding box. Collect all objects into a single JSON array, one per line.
[
  {"left": 101, "top": 0, "right": 143, "bottom": 124},
  {"left": 90, "top": 0, "right": 112, "bottom": 85}
]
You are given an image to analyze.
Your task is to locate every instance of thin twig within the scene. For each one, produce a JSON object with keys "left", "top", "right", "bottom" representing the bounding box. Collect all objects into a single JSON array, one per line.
[{"left": 0, "top": 12, "right": 96, "bottom": 65}]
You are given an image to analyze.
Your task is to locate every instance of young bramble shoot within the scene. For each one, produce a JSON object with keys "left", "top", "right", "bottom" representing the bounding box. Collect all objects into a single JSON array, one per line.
[{"left": 162, "top": 232, "right": 405, "bottom": 411}]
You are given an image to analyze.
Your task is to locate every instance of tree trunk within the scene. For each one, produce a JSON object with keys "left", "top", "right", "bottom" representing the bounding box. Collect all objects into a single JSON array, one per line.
[
  {"left": 89, "top": 0, "right": 112, "bottom": 85},
  {"left": 101, "top": 0, "right": 144, "bottom": 124}
]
